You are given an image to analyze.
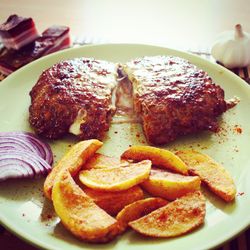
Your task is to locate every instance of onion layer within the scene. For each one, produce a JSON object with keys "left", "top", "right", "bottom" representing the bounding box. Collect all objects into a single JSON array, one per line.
[
  {"left": 0, "top": 132, "right": 53, "bottom": 182},
  {"left": 0, "top": 131, "right": 53, "bottom": 164}
]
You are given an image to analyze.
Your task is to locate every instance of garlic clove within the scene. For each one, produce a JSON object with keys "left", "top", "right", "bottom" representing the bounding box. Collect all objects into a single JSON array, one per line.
[
  {"left": 211, "top": 24, "right": 250, "bottom": 69},
  {"left": 223, "top": 42, "right": 242, "bottom": 69}
]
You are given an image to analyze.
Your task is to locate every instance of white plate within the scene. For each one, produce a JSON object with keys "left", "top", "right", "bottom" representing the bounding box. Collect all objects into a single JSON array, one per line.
[{"left": 0, "top": 44, "right": 249, "bottom": 250}]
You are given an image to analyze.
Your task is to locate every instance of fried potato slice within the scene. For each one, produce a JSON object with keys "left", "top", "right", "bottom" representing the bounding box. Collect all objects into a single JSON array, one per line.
[
  {"left": 176, "top": 150, "right": 236, "bottom": 202},
  {"left": 44, "top": 139, "right": 102, "bottom": 199},
  {"left": 129, "top": 191, "right": 206, "bottom": 237},
  {"left": 79, "top": 160, "right": 151, "bottom": 191},
  {"left": 52, "top": 170, "right": 122, "bottom": 243},
  {"left": 84, "top": 185, "right": 144, "bottom": 216},
  {"left": 116, "top": 197, "right": 168, "bottom": 231},
  {"left": 121, "top": 145, "right": 188, "bottom": 175},
  {"left": 141, "top": 167, "right": 201, "bottom": 200},
  {"left": 84, "top": 153, "right": 128, "bottom": 169}
]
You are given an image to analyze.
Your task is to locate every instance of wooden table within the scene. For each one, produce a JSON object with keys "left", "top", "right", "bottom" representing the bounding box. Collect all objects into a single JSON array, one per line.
[{"left": 0, "top": 1, "right": 250, "bottom": 249}]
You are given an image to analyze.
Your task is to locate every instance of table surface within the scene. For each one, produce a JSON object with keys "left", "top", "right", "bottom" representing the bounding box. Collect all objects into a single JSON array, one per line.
[{"left": 0, "top": 1, "right": 250, "bottom": 250}]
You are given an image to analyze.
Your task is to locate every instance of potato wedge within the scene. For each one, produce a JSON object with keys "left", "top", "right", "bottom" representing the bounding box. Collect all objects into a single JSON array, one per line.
[
  {"left": 121, "top": 145, "right": 188, "bottom": 175},
  {"left": 52, "top": 170, "right": 121, "bottom": 243},
  {"left": 79, "top": 160, "right": 151, "bottom": 191},
  {"left": 84, "top": 153, "right": 128, "bottom": 169},
  {"left": 84, "top": 186, "right": 144, "bottom": 216},
  {"left": 44, "top": 139, "right": 102, "bottom": 199},
  {"left": 116, "top": 197, "right": 168, "bottom": 231},
  {"left": 176, "top": 150, "right": 236, "bottom": 202},
  {"left": 129, "top": 191, "right": 206, "bottom": 237},
  {"left": 141, "top": 167, "right": 201, "bottom": 200}
]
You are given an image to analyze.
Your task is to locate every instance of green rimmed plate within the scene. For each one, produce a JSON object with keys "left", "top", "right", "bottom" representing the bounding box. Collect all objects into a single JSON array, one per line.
[{"left": 0, "top": 44, "right": 249, "bottom": 250}]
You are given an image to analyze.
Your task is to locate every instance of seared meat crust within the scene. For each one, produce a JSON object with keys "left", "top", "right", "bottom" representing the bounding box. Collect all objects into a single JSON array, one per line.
[
  {"left": 123, "top": 56, "right": 228, "bottom": 145},
  {"left": 29, "top": 58, "right": 117, "bottom": 139}
]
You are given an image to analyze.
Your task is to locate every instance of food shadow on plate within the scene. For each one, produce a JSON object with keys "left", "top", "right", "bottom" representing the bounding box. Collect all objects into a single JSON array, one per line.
[
  {"left": 125, "top": 229, "right": 169, "bottom": 245},
  {"left": 201, "top": 186, "right": 236, "bottom": 214},
  {"left": 39, "top": 197, "right": 59, "bottom": 225},
  {"left": 52, "top": 221, "right": 121, "bottom": 249},
  {"left": 126, "top": 222, "right": 206, "bottom": 246}
]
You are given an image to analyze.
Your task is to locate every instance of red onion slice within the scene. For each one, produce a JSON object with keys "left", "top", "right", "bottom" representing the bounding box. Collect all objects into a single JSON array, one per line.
[
  {"left": 0, "top": 131, "right": 53, "bottom": 165},
  {"left": 0, "top": 131, "right": 53, "bottom": 182},
  {"left": 0, "top": 150, "right": 52, "bottom": 182},
  {"left": 0, "top": 137, "right": 37, "bottom": 152},
  {"left": 0, "top": 161, "right": 34, "bottom": 180}
]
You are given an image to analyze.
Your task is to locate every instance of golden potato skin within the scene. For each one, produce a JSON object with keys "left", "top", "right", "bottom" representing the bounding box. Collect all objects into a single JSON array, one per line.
[
  {"left": 116, "top": 197, "right": 168, "bottom": 231},
  {"left": 79, "top": 160, "right": 151, "bottom": 191},
  {"left": 52, "top": 171, "right": 122, "bottom": 243},
  {"left": 129, "top": 191, "right": 206, "bottom": 238},
  {"left": 84, "top": 185, "right": 144, "bottom": 216},
  {"left": 176, "top": 150, "right": 236, "bottom": 202},
  {"left": 44, "top": 139, "right": 103, "bottom": 199},
  {"left": 121, "top": 145, "right": 188, "bottom": 175},
  {"left": 141, "top": 167, "right": 201, "bottom": 200}
]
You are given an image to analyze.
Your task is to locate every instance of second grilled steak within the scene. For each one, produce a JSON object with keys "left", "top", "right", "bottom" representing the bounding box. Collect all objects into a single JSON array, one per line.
[
  {"left": 123, "top": 56, "right": 232, "bottom": 145},
  {"left": 29, "top": 58, "right": 117, "bottom": 139}
]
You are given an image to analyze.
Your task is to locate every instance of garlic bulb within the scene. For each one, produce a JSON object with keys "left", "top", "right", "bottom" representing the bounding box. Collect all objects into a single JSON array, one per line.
[{"left": 211, "top": 24, "right": 250, "bottom": 69}]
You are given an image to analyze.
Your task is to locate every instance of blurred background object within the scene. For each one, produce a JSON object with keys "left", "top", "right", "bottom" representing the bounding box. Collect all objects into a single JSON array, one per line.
[{"left": 1, "top": 0, "right": 250, "bottom": 51}]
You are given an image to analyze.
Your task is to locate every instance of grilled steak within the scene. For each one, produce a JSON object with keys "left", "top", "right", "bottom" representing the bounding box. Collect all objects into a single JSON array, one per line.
[
  {"left": 29, "top": 58, "right": 117, "bottom": 139},
  {"left": 123, "top": 56, "right": 232, "bottom": 145}
]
